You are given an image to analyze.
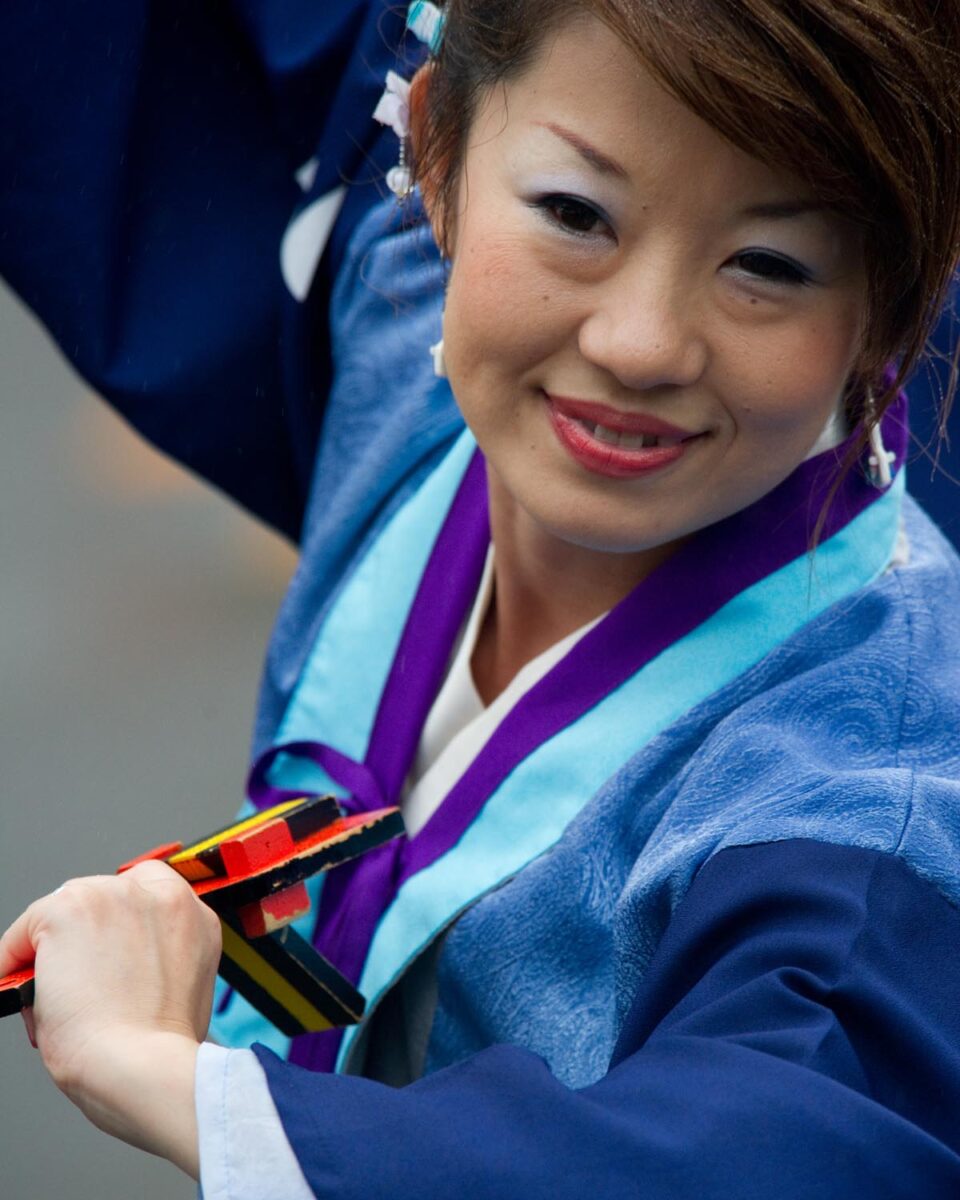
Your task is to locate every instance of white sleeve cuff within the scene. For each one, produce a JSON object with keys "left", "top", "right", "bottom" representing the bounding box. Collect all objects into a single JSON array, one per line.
[{"left": 196, "top": 1042, "right": 314, "bottom": 1200}]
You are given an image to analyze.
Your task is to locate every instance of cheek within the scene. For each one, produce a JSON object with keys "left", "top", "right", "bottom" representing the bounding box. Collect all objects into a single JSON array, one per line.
[
  {"left": 450, "top": 221, "right": 532, "bottom": 304},
  {"left": 725, "top": 306, "right": 863, "bottom": 434},
  {"left": 444, "top": 227, "right": 566, "bottom": 369}
]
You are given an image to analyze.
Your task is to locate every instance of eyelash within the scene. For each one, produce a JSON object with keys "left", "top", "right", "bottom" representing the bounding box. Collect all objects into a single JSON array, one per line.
[
  {"left": 728, "top": 250, "right": 813, "bottom": 288},
  {"left": 532, "top": 195, "right": 815, "bottom": 287},
  {"left": 531, "top": 194, "right": 611, "bottom": 239}
]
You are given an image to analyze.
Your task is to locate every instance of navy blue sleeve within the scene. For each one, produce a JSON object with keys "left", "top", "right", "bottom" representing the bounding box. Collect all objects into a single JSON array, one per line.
[
  {"left": 0, "top": 1, "right": 407, "bottom": 539},
  {"left": 254, "top": 839, "right": 960, "bottom": 1198}
]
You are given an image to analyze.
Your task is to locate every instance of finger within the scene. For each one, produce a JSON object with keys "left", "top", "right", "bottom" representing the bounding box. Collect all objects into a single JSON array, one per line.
[
  {"left": 0, "top": 877, "right": 111, "bottom": 975},
  {"left": 123, "top": 861, "right": 223, "bottom": 963},
  {"left": 123, "top": 862, "right": 220, "bottom": 928},
  {"left": 0, "top": 898, "right": 46, "bottom": 976}
]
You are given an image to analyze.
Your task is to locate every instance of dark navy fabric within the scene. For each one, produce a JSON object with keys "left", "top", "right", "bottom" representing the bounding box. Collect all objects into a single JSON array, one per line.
[
  {"left": 907, "top": 286, "right": 960, "bottom": 542},
  {"left": 1, "top": 0, "right": 408, "bottom": 540},
  {"left": 255, "top": 839, "right": 960, "bottom": 1199}
]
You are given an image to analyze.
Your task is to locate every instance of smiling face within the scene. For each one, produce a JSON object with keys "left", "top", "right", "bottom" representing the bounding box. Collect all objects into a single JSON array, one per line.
[{"left": 427, "top": 15, "right": 867, "bottom": 568}]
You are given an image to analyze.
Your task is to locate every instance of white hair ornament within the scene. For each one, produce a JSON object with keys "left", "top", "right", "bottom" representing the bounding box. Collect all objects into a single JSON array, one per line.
[{"left": 407, "top": 1, "right": 446, "bottom": 54}]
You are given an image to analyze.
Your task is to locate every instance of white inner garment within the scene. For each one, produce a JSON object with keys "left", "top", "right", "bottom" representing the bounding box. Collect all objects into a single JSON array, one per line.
[
  {"left": 401, "top": 548, "right": 603, "bottom": 836},
  {"left": 805, "top": 405, "right": 849, "bottom": 459}
]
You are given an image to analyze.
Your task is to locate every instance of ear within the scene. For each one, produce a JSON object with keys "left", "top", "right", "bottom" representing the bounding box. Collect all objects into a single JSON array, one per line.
[{"left": 409, "top": 63, "right": 454, "bottom": 256}]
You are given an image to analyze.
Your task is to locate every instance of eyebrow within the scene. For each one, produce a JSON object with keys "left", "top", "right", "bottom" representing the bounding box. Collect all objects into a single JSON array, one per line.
[
  {"left": 536, "top": 124, "right": 829, "bottom": 218},
  {"left": 740, "top": 200, "right": 829, "bottom": 220},
  {"left": 536, "top": 121, "right": 629, "bottom": 179}
]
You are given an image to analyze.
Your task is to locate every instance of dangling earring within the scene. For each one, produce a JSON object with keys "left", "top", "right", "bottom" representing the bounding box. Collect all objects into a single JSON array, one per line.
[
  {"left": 386, "top": 137, "right": 413, "bottom": 200},
  {"left": 430, "top": 289, "right": 448, "bottom": 377},
  {"left": 373, "top": 71, "right": 414, "bottom": 199},
  {"left": 866, "top": 389, "right": 895, "bottom": 489},
  {"left": 429, "top": 337, "right": 447, "bottom": 378}
]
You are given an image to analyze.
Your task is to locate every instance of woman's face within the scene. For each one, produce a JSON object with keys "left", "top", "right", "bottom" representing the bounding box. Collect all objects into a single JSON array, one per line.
[{"left": 433, "top": 15, "right": 866, "bottom": 558}]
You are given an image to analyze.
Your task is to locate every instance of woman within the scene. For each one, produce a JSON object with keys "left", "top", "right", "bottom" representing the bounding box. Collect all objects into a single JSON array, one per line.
[{"left": 2, "top": 1, "right": 960, "bottom": 1195}]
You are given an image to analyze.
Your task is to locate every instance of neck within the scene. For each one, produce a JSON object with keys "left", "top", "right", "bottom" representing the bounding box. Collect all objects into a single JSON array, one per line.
[{"left": 470, "top": 465, "right": 679, "bottom": 704}]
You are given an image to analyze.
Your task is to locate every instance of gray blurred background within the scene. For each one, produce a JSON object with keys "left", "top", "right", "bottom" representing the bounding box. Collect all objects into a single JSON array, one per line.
[{"left": 0, "top": 281, "right": 296, "bottom": 1198}]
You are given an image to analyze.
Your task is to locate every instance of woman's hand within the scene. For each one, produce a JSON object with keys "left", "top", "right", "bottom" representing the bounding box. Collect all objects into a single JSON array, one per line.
[{"left": 0, "top": 861, "right": 222, "bottom": 1178}]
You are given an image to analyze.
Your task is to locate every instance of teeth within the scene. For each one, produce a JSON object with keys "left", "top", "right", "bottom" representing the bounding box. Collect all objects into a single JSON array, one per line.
[
  {"left": 584, "top": 421, "right": 681, "bottom": 449},
  {"left": 591, "top": 422, "right": 621, "bottom": 445}
]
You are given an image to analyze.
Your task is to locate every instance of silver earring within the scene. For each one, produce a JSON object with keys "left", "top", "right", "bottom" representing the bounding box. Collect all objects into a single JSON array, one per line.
[
  {"left": 386, "top": 136, "right": 413, "bottom": 200},
  {"left": 375, "top": 5, "right": 446, "bottom": 200},
  {"left": 429, "top": 338, "right": 447, "bottom": 378},
  {"left": 373, "top": 70, "right": 414, "bottom": 199},
  {"left": 866, "top": 390, "right": 895, "bottom": 488}
]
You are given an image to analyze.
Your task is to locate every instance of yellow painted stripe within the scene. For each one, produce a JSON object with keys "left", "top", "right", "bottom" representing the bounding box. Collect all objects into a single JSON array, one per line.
[
  {"left": 170, "top": 798, "right": 306, "bottom": 862},
  {"left": 219, "top": 920, "right": 333, "bottom": 1033}
]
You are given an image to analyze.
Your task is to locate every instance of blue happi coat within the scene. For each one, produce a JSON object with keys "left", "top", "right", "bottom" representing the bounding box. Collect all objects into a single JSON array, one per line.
[{"left": 4, "top": 3, "right": 960, "bottom": 1197}]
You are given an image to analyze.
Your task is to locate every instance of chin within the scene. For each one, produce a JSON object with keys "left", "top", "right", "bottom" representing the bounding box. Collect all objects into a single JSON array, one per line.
[{"left": 538, "top": 509, "right": 689, "bottom": 557}]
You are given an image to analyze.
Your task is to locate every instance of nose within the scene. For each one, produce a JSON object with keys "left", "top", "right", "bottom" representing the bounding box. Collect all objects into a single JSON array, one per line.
[{"left": 577, "top": 260, "right": 708, "bottom": 391}]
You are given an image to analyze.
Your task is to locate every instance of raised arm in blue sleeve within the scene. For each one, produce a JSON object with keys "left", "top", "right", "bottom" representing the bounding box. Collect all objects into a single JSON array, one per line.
[
  {"left": 1, "top": 1, "right": 406, "bottom": 538},
  {"left": 252, "top": 838, "right": 960, "bottom": 1199}
]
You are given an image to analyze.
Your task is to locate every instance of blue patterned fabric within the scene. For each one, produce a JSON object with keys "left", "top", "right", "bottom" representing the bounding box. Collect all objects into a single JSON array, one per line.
[{"left": 423, "top": 496, "right": 960, "bottom": 1085}]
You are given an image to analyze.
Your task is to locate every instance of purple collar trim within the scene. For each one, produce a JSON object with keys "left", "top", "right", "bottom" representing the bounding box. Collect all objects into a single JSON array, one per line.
[{"left": 249, "top": 399, "right": 907, "bottom": 1071}]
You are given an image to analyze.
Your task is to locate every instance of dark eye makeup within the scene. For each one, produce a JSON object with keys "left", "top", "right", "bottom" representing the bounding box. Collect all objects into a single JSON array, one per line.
[
  {"left": 531, "top": 194, "right": 610, "bottom": 238},
  {"left": 730, "top": 250, "right": 813, "bottom": 286},
  {"left": 531, "top": 196, "right": 815, "bottom": 287}
]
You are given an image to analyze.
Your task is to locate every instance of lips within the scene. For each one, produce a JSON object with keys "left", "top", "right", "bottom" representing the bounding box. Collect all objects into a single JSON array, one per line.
[{"left": 545, "top": 393, "right": 702, "bottom": 479}]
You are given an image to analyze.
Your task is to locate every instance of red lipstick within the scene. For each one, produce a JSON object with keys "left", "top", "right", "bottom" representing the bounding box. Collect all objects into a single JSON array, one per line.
[{"left": 545, "top": 394, "right": 700, "bottom": 479}]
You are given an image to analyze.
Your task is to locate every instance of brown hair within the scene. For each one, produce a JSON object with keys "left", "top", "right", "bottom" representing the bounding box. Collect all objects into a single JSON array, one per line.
[{"left": 413, "top": 0, "right": 960, "bottom": 449}]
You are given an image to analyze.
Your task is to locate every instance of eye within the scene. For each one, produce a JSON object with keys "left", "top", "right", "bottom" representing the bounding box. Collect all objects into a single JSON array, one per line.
[
  {"left": 728, "top": 249, "right": 812, "bottom": 286},
  {"left": 532, "top": 194, "right": 611, "bottom": 239}
]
